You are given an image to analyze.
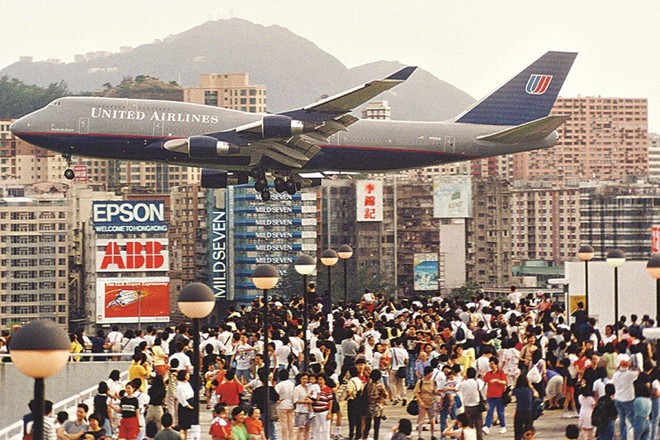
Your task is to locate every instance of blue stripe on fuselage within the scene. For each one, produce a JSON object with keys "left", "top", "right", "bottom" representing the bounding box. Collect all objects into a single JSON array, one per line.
[{"left": 14, "top": 132, "right": 477, "bottom": 171}]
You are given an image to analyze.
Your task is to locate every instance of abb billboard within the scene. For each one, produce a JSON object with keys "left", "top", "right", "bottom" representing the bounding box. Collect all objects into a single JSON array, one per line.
[{"left": 96, "top": 239, "right": 169, "bottom": 273}]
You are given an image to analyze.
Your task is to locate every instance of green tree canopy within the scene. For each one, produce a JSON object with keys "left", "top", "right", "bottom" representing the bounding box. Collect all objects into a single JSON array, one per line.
[{"left": 0, "top": 76, "right": 69, "bottom": 118}]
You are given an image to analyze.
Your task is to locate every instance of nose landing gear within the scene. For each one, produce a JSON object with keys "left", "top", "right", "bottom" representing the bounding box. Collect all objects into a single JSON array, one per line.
[{"left": 63, "top": 154, "right": 75, "bottom": 180}]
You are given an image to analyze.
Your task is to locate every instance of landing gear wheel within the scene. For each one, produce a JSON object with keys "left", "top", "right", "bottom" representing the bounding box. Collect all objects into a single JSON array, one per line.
[
  {"left": 64, "top": 169, "right": 75, "bottom": 180},
  {"left": 254, "top": 178, "right": 268, "bottom": 192},
  {"left": 261, "top": 190, "right": 271, "bottom": 202},
  {"left": 274, "top": 177, "right": 287, "bottom": 193},
  {"left": 286, "top": 179, "right": 297, "bottom": 195},
  {"left": 250, "top": 167, "right": 265, "bottom": 179}
]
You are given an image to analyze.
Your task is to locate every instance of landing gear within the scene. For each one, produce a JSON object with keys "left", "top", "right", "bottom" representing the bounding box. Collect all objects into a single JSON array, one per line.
[
  {"left": 63, "top": 153, "right": 75, "bottom": 180},
  {"left": 249, "top": 166, "right": 299, "bottom": 200}
]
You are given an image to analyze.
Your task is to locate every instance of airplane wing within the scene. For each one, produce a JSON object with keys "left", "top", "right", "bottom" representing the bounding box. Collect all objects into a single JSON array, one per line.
[{"left": 203, "top": 66, "right": 417, "bottom": 169}]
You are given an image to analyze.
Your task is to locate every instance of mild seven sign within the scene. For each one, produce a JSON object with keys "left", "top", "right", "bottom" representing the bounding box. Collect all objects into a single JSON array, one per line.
[{"left": 93, "top": 201, "right": 168, "bottom": 234}]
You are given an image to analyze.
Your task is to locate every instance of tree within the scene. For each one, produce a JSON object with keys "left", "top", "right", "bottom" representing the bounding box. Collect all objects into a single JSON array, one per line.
[
  {"left": 0, "top": 76, "right": 69, "bottom": 118},
  {"left": 450, "top": 281, "right": 483, "bottom": 302}
]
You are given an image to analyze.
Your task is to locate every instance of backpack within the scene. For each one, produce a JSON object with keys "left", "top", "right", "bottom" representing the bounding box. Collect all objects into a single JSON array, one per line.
[
  {"left": 591, "top": 398, "right": 607, "bottom": 427},
  {"left": 455, "top": 324, "right": 466, "bottom": 341}
]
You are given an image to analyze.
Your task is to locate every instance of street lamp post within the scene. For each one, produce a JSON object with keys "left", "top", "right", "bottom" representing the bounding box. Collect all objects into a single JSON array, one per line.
[
  {"left": 321, "top": 249, "right": 339, "bottom": 330},
  {"left": 252, "top": 264, "right": 279, "bottom": 439},
  {"left": 10, "top": 320, "right": 70, "bottom": 440},
  {"left": 177, "top": 283, "right": 216, "bottom": 440},
  {"left": 606, "top": 249, "right": 626, "bottom": 336},
  {"left": 295, "top": 254, "right": 316, "bottom": 371},
  {"left": 578, "top": 245, "right": 595, "bottom": 316},
  {"left": 646, "top": 254, "right": 660, "bottom": 324},
  {"left": 337, "top": 244, "right": 354, "bottom": 306}
]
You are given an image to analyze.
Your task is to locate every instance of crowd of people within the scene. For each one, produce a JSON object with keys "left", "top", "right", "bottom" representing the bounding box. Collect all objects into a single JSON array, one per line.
[{"left": 19, "top": 285, "right": 660, "bottom": 440}]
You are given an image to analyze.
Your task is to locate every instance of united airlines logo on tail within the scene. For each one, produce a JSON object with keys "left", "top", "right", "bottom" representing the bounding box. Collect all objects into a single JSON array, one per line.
[{"left": 525, "top": 74, "right": 553, "bottom": 95}]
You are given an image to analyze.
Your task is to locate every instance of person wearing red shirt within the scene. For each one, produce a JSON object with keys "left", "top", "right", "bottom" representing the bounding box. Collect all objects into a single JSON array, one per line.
[
  {"left": 214, "top": 370, "right": 244, "bottom": 407},
  {"left": 483, "top": 358, "right": 508, "bottom": 434}
]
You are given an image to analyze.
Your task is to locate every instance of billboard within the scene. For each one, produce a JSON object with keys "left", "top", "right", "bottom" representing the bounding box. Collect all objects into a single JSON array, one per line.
[
  {"left": 92, "top": 201, "right": 167, "bottom": 234},
  {"left": 96, "top": 239, "right": 169, "bottom": 272},
  {"left": 209, "top": 208, "right": 228, "bottom": 300},
  {"left": 652, "top": 226, "right": 660, "bottom": 253},
  {"left": 356, "top": 180, "right": 383, "bottom": 222},
  {"left": 96, "top": 277, "right": 170, "bottom": 324},
  {"left": 414, "top": 253, "right": 439, "bottom": 291},
  {"left": 433, "top": 176, "right": 472, "bottom": 218}
]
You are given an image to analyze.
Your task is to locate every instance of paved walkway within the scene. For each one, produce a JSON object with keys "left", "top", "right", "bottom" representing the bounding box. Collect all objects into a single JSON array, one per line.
[{"left": 198, "top": 390, "right": 572, "bottom": 440}]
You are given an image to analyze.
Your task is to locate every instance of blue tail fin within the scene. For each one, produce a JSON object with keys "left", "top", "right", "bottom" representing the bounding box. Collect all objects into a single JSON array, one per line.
[{"left": 455, "top": 51, "right": 577, "bottom": 126}]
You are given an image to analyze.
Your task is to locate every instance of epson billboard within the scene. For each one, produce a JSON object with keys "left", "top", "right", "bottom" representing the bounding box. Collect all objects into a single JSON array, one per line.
[{"left": 93, "top": 201, "right": 168, "bottom": 234}]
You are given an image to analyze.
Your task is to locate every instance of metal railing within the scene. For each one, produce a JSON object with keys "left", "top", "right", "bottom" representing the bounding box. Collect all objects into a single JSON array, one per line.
[{"left": 0, "top": 363, "right": 128, "bottom": 440}]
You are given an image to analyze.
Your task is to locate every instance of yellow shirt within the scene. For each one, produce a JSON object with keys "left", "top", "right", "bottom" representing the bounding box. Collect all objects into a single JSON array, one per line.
[{"left": 129, "top": 361, "right": 151, "bottom": 391}]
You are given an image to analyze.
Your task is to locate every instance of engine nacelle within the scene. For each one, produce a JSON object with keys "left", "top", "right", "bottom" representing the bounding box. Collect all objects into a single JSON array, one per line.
[
  {"left": 200, "top": 169, "right": 228, "bottom": 189},
  {"left": 187, "top": 136, "right": 240, "bottom": 159},
  {"left": 262, "top": 115, "right": 314, "bottom": 138}
]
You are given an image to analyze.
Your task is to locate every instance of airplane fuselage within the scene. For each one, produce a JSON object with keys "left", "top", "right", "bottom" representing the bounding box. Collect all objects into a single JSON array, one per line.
[{"left": 10, "top": 96, "right": 557, "bottom": 172}]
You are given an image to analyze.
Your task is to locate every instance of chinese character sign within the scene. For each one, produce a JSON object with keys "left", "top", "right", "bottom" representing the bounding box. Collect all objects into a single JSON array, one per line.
[
  {"left": 356, "top": 180, "right": 383, "bottom": 222},
  {"left": 652, "top": 226, "right": 660, "bottom": 253}
]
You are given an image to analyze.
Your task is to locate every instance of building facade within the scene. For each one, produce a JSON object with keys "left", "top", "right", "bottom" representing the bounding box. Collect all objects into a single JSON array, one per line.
[
  {"left": 0, "top": 186, "right": 70, "bottom": 328},
  {"left": 183, "top": 73, "right": 267, "bottom": 113},
  {"left": 514, "top": 97, "right": 649, "bottom": 184}
]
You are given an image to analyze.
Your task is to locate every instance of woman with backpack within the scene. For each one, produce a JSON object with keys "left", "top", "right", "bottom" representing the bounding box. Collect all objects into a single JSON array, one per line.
[
  {"left": 415, "top": 365, "right": 439, "bottom": 440},
  {"left": 592, "top": 384, "right": 617, "bottom": 440}
]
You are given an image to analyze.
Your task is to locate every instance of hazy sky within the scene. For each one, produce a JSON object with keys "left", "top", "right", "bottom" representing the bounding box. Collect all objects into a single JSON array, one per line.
[{"left": 3, "top": 1, "right": 659, "bottom": 131}]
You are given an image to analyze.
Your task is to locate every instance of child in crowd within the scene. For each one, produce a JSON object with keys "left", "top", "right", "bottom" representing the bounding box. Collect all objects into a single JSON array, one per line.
[
  {"left": 209, "top": 404, "right": 232, "bottom": 440},
  {"left": 245, "top": 407, "right": 266, "bottom": 440}
]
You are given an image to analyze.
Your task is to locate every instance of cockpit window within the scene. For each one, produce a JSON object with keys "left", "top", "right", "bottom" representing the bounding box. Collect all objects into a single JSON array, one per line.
[{"left": 49, "top": 101, "right": 62, "bottom": 107}]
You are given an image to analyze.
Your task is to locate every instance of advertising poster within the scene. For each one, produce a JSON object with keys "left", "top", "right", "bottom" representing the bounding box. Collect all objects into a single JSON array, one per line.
[
  {"left": 96, "top": 277, "right": 170, "bottom": 324},
  {"left": 414, "top": 253, "right": 439, "bottom": 291},
  {"left": 433, "top": 176, "right": 472, "bottom": 218},
  {"left": 92, "top": 200, "right": 168, "bottom": 234},
  {"left": 96, "top": 239, "right": 169, "bottom": 272},
  {"left": 356, "top": 180, "right": 383, "bottom": 222}
]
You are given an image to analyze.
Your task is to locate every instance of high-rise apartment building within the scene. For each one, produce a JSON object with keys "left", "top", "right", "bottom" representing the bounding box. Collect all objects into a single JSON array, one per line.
[
  {"left": 580, "top": 182, "right": 660, "bottom": 261},
  {"left": 0, "top": 185, "right": 70, "bottom": 328},
  {"left": 466, "top": 178, "right": 512, "bottom": 287},
  {"left": 168, "top": 184, "right": 208, "bottom": 323},
  {"left": 184, "top": 73, "right": 267, "bottom": 113},
  {"left": 649, "top": 133, "right": 660, "bottom": 182},
  {"left": 514, "top": 97, "right": 649, "bottom": 184},
  {"left": 510, "top": 181, "right": 581, "bottom": 264},
  {"left": 361, "top": 100, "right": 391, "bottom": 120}
]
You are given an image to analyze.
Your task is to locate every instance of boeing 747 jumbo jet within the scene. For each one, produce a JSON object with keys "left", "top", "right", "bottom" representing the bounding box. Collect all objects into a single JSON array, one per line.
[{"left": 11, "top": 51, "right": 577, "bottom": 201}]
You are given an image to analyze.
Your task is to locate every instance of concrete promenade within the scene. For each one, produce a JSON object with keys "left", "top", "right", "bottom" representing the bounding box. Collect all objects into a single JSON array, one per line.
[{"left": 197, "top": 389, "right": 571, "bottom": 440}]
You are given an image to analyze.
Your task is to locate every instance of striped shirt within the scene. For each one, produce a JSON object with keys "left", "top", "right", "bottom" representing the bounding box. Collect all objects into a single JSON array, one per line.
[{"left": 312, "top": 386, "right": 333, "bottom": 412}]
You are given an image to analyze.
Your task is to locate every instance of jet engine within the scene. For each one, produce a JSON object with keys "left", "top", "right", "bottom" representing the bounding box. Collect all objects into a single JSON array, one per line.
[
  {"left": 164, "top": 136, "right": 240, "bottom": 159},
  {"left": 188, "top": 136, "right": 240, "bottom": 159},
  {"left": 262, "top": 115, "right": 314, "bottom": 138}
]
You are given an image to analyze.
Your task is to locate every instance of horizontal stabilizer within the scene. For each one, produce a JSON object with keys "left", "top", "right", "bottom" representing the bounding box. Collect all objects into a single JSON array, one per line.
[{"left": 476, "top": 115, "right": 570, "bottom": 144}]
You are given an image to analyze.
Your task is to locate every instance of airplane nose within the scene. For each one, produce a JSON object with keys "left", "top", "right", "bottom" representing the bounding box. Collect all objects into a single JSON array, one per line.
[{"left": 9, "top": 116, "right": 28, "bottom": 135}]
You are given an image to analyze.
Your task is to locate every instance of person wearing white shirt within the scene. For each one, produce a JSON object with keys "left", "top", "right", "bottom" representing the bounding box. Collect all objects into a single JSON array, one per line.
[
  {"left": 275, "top": 369, "right": 296, "bottom": 440},
  {"left": 457, "top": 368, "right": 485, "bottom": 440},
  {"left": 169, "top": 344, "right": 193, "bottom": 372},
  {"left": 612, "top": 359, "right": 639, "bottom": 440},
  {"left": 390, "top": 341, "right": 408, "bottom": 404}
]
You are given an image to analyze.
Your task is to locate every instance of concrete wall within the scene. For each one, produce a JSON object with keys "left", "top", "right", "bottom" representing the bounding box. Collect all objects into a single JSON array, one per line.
[
  {"left": 0, "top": 360, "right": 130, "bottom": 428},
  {"left": 565, "top": 260, "right": 657, "bottom": 329}
]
